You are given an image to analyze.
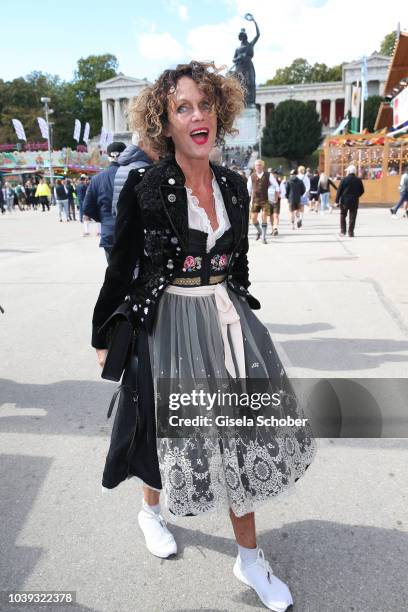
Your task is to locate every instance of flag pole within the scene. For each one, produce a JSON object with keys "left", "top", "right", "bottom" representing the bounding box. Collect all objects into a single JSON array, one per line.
[{"left": 360, "top": 57, "right": 367, "bottom": 133}]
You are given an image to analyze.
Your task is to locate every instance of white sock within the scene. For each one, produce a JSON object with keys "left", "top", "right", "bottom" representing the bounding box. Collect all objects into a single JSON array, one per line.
[
  {"left": 238, "top": 544, "right": 259, "bottom": 566},
  {"left": 142, "top": 500, "right": 160, "bottom": 515}
]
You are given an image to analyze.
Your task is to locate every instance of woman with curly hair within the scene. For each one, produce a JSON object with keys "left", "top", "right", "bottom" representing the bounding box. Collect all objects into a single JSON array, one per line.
[{"left": 92, "top": 61, "right": 315, "bottom": 611}]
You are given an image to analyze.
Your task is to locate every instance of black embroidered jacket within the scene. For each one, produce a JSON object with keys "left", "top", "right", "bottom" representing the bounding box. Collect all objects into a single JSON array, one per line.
[{"left": 92, "top": 157, "right": 260, "bottom": 348}]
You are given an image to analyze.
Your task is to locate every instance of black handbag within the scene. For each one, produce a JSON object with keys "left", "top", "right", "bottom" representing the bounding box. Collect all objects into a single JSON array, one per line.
[{"left": 100, "top": 302, "right": 135, "bottom": 382}]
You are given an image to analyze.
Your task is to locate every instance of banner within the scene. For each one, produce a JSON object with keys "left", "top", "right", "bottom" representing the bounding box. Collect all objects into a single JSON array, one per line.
[
  {"left": 12, "top": 119, "right": 27, "bottom": 141},
  {"left": 83, "top": 122, "right": 90, "bottom": 144},
  {"left": 350, "top": 86, "right": 361, "bottom": 132},
  {"left": 332, "top": 118, "right": 349, "bottom": 135},
  {"left": 37, "top": 117, "right": 49, "bottom": 140},
  {"left": 351, "top": 86, "right": 361, "bottom": 118},
  {"left": 99, "top": 127, "right": 107, "bottom": 148},
  {"left": 392, "top": 87, "right": 408, "bottom": 129},
  {"left": 73, "top": 119, "right": 81, "bottom": 142}
]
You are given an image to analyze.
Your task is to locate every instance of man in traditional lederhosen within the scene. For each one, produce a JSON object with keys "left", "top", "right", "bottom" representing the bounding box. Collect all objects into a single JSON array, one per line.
[{"left": 247, "top": 159, "right": 279, "bottom": 244}]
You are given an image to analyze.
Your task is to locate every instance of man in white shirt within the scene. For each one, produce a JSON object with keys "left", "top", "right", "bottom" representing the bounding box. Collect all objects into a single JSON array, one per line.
[{"left": 247, "top": 159, "right": 280, "bottom": 243}]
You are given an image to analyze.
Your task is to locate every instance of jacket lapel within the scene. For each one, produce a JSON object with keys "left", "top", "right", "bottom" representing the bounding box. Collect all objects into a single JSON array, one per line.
[
  {"left": 159, "top": 161, "right": 189, "bottom": 250},
  {"left": 158, "top": 159, "right": 245, "bottom": 253}
]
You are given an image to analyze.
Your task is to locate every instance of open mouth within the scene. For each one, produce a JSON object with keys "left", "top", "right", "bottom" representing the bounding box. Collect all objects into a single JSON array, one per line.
[{"left": 190, "top": 128, "right": 209, "bottom": 145}]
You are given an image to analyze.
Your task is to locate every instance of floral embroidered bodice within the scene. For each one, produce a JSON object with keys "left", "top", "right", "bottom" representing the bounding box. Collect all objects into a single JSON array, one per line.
[
  {"left": 170, "top": 176, "right": 234, "bottom": 285},
  {"left": 174, "top": 227, "right": 233, "bottom": 284}
]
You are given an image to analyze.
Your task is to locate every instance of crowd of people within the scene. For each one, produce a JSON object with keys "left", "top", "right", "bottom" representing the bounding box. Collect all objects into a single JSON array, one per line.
[
  {"left": 0, "top": 175, "right": 90, "bottom": 218},
  {"left": 0, "top": 178, "right": 51, "bottom": 213},
  {"left": 1, "top": 151, "right": 406, "bottom": 248},
  {"left": 222, "top": 144, "right": 253, "bottom": 168},
  {"left": 246, "top": 161, "right": 365, "bottom": 240}
]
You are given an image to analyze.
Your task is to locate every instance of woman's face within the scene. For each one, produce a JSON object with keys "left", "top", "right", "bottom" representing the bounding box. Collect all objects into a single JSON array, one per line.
[{"left": 165, "top": 76, "right": 217, "bottom": 162}]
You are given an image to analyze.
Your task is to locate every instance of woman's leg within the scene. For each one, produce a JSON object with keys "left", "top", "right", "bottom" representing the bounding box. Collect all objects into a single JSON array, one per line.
[
  {"left": 229, "top": 509, "right": 256, "bottom": 548},
  {"left": 63, "top": 200, "right": 70, "bottom": 221},
  {"left": 231, "top": 508, "right": 293, "bottom": 610},
  {"left": 143, "top": 484, "right": 160, "bottom": 506}
]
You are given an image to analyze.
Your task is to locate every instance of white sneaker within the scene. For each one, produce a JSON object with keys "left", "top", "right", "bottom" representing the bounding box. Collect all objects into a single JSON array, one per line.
[
  {"left": 233, "top": 548, "right": 293, "bottom": 611},
  {"left": 137, "top": 508, "right": 177, "bottom": 558}
]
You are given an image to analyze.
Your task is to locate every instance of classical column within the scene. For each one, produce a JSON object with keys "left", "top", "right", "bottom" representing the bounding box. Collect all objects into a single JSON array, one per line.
[
  {"left": 101, "top": 99, "right": 108, "bottom": 132},
  {"left": 329, "top": 99, "right": 336, "bottom": 128},
  {"left": 316, "top": 99, "right": 321, "bottom": 119},
  {"left": 344, "top": 84, "right": 352, "bottom": 116},
  {"left": 107, "top": 101, "right": 114, "bottom": 133},
  {"left": 260, "top": 104, "right": 266, "bottom": 130},
  {"left": 114, "top": 99, "right": 122, "bottom": 133}
]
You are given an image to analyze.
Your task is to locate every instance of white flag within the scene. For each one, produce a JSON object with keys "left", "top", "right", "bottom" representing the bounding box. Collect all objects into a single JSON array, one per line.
[
  {"left": 37, "top": 117, "right": 49, "bottom": 139},
  {"left": 83, "top": 122, "right": 90, "bottom": 143},
  {"left": 99, "top": 127, "right": 107, "bottom": 148},
  {"left": 73, "top": 119, "right": 81, "bottom": 142},
  {"left": 12, "top": 119, "right": 27, "bottom": 141}
]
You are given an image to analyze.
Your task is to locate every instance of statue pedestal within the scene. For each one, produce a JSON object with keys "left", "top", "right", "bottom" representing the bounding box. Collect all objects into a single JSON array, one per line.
[{"left": 224, "top": 106, "right": 259, "bottom": 148}]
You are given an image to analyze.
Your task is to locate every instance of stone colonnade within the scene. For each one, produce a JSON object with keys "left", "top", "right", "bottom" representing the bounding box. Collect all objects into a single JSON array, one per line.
[
  {"left": 258, "top": 96, "right": 344, "bottom": 130},
  {"left": 257, "top": 78, "right": 387, "bottom": 131},
  {"left": 101, "top": 98, "right": 129, "bottom": 133}
]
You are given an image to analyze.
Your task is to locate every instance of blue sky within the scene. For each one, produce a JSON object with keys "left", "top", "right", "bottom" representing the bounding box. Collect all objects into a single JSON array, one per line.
[{"left": 1, "top": 0, "right": 406, "bottom": 84}]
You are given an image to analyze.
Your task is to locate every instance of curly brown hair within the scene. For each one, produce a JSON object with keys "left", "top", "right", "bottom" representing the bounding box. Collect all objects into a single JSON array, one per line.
[{"left": 128, "top": 60, "right": 245, "bottom": 157}]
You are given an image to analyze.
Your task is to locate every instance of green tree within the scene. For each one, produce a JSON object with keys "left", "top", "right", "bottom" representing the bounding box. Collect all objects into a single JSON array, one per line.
[
  {"left": 363, "top": 95, "right": 382, "bottom": 132},
  {"left": 71, "top": 54, "right": 118, "bottom": 138},
  {"left": 322, "top": 63, "right": 343, "bottom": 82},
  {"left": 380, "top": 31, "right": 397, "bottom": 56},
  {"left": 265, "top": 58, "right": 311, "bottom": 85},
  {"left": 264, "top": 58, "right": 343, "bottom": 85},
  {"left": 0, "top": 54, "right": 119, "bottom": 148},
  {"left": 262, "top": 100, "right": 322, "bottom": 161},
  {"left": 0, "top": 72, "right": 66, "bottom": 145}
]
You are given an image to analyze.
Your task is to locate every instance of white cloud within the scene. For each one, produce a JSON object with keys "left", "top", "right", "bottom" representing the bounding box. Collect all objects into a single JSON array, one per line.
[
  {"left": 138, "top": 31, "right": 184, "bottom": 61},
  {"left": 165, "top": 0, "right": 189, "bottom": 21},
  {"left": 178, "top": 4, "right": 189, "bottom": 21},
  {"left": 186, "top": 18, "right": 242, "bottom": 69}
]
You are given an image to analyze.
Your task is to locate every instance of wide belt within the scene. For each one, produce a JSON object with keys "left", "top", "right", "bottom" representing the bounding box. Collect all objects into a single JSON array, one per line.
[
  {"left": 165, "top": 282, "right": 246, "bottom": 379},
  {"left": 171, "top": 274, "right": 226, "bottom": 286}
]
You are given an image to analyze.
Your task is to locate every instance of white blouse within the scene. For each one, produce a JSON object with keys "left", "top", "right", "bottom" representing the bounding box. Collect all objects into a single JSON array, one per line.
[{"left": 185, "top": 173, "right": 231, "bottom": 253}]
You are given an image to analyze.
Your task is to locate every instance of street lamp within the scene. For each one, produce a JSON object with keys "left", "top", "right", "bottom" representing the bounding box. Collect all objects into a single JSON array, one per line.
[{"left": 40, "top": 96, "right": 54, "bottom": 188}]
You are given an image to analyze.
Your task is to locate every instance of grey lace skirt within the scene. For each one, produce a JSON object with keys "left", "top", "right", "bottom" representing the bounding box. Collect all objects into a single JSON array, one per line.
[{"left": 148, "top": 284, "right": 316, "bottom": 517}]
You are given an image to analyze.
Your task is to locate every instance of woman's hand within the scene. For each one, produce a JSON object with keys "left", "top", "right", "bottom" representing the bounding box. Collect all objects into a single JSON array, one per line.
[{"left": 96, "top": 349, "right": 108, "bottom": 368}]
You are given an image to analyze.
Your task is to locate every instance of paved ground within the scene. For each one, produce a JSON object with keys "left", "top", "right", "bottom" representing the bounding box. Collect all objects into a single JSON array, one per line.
[{"left": 1, "top": 204, "right": 407, "bottom": 612}]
